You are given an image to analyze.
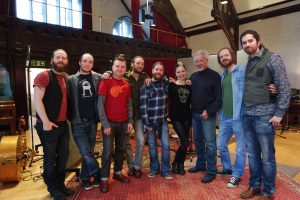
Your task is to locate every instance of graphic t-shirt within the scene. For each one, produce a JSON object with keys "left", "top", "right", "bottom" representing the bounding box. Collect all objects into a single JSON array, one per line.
[
  {"left": 169, "top": 82, "right": 192, "bottom": 120},
  {"left": 98, "top": 77, "right": 131, "bottom": 122},
  {"left": 78, "top": 74, "right": 95, "bottom": 120}
]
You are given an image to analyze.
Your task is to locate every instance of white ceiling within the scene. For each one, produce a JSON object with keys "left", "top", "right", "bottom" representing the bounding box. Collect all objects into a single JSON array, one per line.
[
  {"left": 125, "top": 0, "right": 297, "bottom": 29},
  {"left": 170, "top": 0, "right": 289, "bottom": 28}
]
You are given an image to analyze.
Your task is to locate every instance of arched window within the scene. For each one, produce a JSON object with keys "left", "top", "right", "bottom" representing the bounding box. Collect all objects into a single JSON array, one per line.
[{"left": 113, "top": 16, "right": 133, "bottom": 38}]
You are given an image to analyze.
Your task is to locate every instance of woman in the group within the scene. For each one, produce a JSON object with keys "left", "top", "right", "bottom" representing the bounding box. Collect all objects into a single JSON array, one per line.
[{"left": 169, "top": 62, "right": 192, "bottom": 175}]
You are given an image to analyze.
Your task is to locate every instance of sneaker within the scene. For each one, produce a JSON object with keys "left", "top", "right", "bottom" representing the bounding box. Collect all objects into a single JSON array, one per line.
[
  {"left": 164, "top": 173, "right": 173, "bottom": 180},
  {"left": 82, "top": 179, "right": 93, "bottom": 190},
  {"left": 227, "top": 176, "right": 241, "bottom": 188},
  {"left": 93, "top": 174, "right": 100, "bottom": 187},
  {"left": 216, "top": 168, "right": 232, "bottom": 176},
  {"left": 147, "top": 171, "right": 159, "bottom": 178}
]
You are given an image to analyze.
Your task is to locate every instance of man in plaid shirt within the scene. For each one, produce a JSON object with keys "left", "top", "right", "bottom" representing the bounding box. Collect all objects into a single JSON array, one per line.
[{"left": 140, "top": 61, "right": 173, "bottom": 180}]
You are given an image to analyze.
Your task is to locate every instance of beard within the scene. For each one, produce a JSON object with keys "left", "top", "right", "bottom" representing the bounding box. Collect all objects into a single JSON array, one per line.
[
  {"left": 244, "top": 46, "right": 258, "bottom": 55},
  {"left": 132, "top": 67, "right": 142, "bottom": 74},
  {"left": 222, "top": 59, "right": 234, "bottom": 68},
  {"left": 51, "top": 62, "right": 66, "bottom": 72},
  {"left": 153, "top": 74, "right": 163, "bottom": 81}
]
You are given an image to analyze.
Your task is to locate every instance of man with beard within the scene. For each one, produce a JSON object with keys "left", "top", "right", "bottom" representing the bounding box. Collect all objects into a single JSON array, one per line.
[
  {"left": 123, "top": 56, "right": 149, "bottom": 178},
  {"left": 216, "top": 47, "right": 246, "bottom": 188},
  {"left": 188, "top": 50, "right": 222, "bottom": 184},
  {"left": 34, "top": 49, "right": 73, "bottom": 199},
  {"left": 239, "top": 30, "right": 291, "bottom": 200},
  {"left": 68, "top": 53, "right": 103, "bottom": 190},
  {"left": 140, "top": 62, "right": 173, "bottom": 180}
]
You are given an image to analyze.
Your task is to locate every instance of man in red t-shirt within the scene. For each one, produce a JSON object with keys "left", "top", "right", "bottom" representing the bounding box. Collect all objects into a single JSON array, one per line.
[
  {"left": 33, "top": 49, "right": 73, "bottom": 199},
  {"left": 97, "top": 55, "right": 133, "bottom": 193}
]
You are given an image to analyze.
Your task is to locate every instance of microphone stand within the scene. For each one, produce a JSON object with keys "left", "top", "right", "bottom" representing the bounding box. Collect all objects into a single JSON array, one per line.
[{"left": 25, "top": 45, "right": 35, "bottom": 150}]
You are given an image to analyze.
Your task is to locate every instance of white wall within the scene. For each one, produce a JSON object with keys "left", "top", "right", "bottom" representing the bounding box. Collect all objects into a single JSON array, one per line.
[
  {"left": 187, "top": 12, "right": 300, "bottom": 88},
  {"left": 92, "top": 0, "right": 129, "bottom": 34}
]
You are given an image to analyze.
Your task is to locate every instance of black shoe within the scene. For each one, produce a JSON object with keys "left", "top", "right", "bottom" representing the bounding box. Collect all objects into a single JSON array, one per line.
[
  {"left": 177, "top": 164, "right": 185, "bottom": 175},
  {"left": 59, "top": 184, "right": 74, "bottom": 196},
  {"left": 172, "top": 161, "right": 179, "bottom": 174},
  {"left": 201, "top": 173, "right": 216, "bottom": 183},
  {"left": 128, "top": 167, "right": 135, "bottom": 176},
  {"left": 50, "top": 190, "right": 66, "bottom": 200},
  {"left": 188, "top": 166, "right": 206, "bottom": 173},
  {"left": 82, "top": 179, "right": 93, "bottom": 190},
  {"left": 93, "top": 174, "right": 101, "bottom": 187},
  {"left": 216, "top": 168, "right": 232, "bottom": 176}
]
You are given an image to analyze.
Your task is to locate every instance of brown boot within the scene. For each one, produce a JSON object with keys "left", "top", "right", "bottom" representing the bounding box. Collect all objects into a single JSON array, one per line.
[{"left": 240, "top": 187, "right": 261, "bottom": 199}]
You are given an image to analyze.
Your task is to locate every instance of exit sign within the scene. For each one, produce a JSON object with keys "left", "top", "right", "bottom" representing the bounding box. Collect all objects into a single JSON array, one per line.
[{"left": 31, "top": 60, "right": 46, "bottom": 67}]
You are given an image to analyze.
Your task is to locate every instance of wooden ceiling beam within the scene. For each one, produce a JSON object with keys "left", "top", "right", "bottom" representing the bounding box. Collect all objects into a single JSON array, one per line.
[{"left": 212, "top": 0, "right": 239, "bottom": 51}]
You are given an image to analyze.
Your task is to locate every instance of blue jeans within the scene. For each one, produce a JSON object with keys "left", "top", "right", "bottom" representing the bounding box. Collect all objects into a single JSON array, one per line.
[
  {"left": 244, "top": 114, "right": 276, "bottom": 195},
  {"left": 192, "top": 112, "right": 217, "bottom": 174},
  {"left": 125, "top": 132, "right": 134, "bottom": 169},
  {"left": 101, "top": 121, "right": 128, "bottom": 180},
  {"left": 71, "top": 120, "right": 100, "bottom": 181},
  {"left": 133, "top": 119, "right": 145, "bottom": 170},
  {"left": 146, "top": 121, "right": 171, "bottom": 175},
  {"left": 217, "top": 116, "right": 246, "bottom": 177},
  {"left": 35, "top": 121, "right": 69, "bottom": 193}
]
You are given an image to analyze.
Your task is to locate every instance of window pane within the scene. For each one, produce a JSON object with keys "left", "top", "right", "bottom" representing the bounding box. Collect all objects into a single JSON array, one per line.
[
  {"left": 16, "top": 0, "right": 32, "bottom": 20},
  {"left": 113, "top": 17, "right": 132, "bottom": 38},
  {"left": 47, "top": 0, "right": 59, "bottom": 25},
  {"left": 32, "top": 0, "right": 46, "bottom": 22},
  {"left": 16, "top": 0, "right": 82, "bottom": 29},
  {"left": 72, "top": 0, "right": 82, "bottom": 28}
]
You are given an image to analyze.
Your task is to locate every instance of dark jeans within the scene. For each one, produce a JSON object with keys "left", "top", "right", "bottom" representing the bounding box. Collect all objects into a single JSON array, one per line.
[
  {"left": 71, "top": 120, "right": 100, "bottom": 181},
  {"left": 101, "top": 121, "right": 128, "bottom": 180},
  {"left": 172, "top": 119, "right": 191, "bottom": 164},
  {"left": 35, "top": 121, "right": 69, "bottom": 193},
  {"left": 192, "top": 112, "right": 217, "bottom": 175}
]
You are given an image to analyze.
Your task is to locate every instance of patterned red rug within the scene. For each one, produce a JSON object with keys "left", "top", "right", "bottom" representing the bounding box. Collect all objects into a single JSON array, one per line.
[{"left": 65, "top": 167, "right": 300, "bottom": 200}]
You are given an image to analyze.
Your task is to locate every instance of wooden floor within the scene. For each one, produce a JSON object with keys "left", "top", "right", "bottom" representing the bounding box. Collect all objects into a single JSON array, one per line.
[{"left": 0, "top": 126, "right": 300, "bottom": 200}]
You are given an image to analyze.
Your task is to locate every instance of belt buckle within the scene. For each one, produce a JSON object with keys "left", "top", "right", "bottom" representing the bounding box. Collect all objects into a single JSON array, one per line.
[{"left": 82, "top": 118, "right": 88, "bottom": 122}]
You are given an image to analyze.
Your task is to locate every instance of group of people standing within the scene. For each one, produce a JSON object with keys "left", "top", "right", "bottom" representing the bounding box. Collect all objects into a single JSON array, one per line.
[{"left": 33, "top": 29, "right": 291, "bottom": 200}]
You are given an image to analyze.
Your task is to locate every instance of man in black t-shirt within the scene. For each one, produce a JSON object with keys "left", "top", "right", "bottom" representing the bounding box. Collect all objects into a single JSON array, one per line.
[
  {"left": 68, "top": 53, "right": 104, "bottom": 191},
  {"left": 188, "top": 50, "right": 222, "bottom": 184}
]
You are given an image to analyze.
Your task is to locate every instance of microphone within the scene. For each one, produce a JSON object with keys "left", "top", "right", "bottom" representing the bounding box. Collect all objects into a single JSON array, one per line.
[{"left": 26, "top": 45, "right": 31, "bottom": 67}]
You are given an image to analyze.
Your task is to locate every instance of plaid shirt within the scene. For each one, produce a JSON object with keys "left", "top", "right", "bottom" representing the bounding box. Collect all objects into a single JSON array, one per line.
[
  {"left": 140, "top": 80, "right": 168, "bottom": 128},
  {"left": 244, "top": 47, "right": 291, "bottom": 117}
]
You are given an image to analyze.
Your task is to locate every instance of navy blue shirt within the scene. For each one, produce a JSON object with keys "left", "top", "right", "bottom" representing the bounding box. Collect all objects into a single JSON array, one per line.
[{"left": 190, "top": 68, "right": 222, "bottom": 116}]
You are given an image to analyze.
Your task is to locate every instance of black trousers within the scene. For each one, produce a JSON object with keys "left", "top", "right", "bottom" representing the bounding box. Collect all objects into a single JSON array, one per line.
[{"left": 172, "top": 119, "right": 192, "bottom": 164}]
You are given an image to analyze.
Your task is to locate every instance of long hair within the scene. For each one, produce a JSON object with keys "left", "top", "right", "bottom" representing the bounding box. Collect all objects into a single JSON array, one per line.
[{"left": 217, "top": 47, "right": 237, "bottom": 67}]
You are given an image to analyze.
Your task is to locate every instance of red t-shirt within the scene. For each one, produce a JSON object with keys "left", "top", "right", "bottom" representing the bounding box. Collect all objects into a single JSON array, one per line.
[
  {"left": 98, "top": 77, "right": 131, "bottom": 122},
  {"left": 33, "top": 71, "right": 68, "bottom": 122}
]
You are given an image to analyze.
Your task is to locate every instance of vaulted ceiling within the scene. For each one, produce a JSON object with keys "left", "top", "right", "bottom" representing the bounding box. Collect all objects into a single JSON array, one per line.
[{"left": 124, "top": 0, "right": 300, "bottom": 35}]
